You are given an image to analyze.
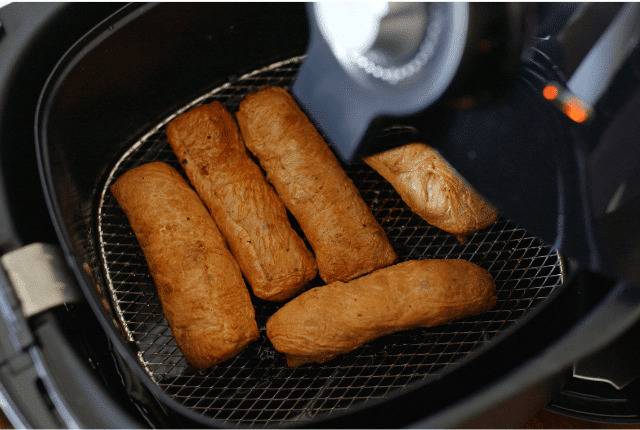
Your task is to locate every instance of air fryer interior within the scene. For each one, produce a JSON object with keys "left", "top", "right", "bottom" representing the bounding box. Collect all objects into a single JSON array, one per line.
[
  {"left": 96, "top": 55, "right": 564, "bottom": 425},
  {"left": 38, "top": 3, "right": 568, "bottom": 427}
]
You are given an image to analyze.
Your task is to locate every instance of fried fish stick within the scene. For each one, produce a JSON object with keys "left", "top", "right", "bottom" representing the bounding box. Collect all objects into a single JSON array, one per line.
[
  {"left": 237, "top": 86, "right": 396, "bottom": 284},
  {"left": 266, "top": 258, "right": 496, "bottom": 367},
  {"left": 364, "top": 143, "right": 499, "bottom": 243},
  {"left": 110, "top": 161, "right": 259, "bottom": 370},
  {"left": 166, "top": 102, "right": 317, "bottom": 301}
]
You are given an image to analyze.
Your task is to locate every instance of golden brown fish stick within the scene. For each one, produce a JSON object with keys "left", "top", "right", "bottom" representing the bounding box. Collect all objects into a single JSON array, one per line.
[
  {"left": 267, "top": 258, "right": 496, "bottom": 367},
  {"left": 166, "top": 102, "right": 317, "bottom": 301},
  {"left": 364, "top": 143, "right": 499, "bottom": 243},
  {"left": 110, "top": 161, "right": 259, "bottom": 370},
  {"left": 237, "top": 86, "right": 396, "bottom": 284}
]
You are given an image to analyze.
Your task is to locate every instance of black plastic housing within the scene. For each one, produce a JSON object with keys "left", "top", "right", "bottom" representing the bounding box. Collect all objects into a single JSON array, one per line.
[{"left": 0, "top": 2, "right": 636, "bottom": 428}]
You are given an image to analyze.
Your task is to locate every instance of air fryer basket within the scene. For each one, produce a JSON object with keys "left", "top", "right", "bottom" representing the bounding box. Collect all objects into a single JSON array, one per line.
[
  {"left": 39, "top": 3, "right": 627, "bottom": 428},
  {"left": 96, "top": 56, "right": 565, "bottom": 426}
]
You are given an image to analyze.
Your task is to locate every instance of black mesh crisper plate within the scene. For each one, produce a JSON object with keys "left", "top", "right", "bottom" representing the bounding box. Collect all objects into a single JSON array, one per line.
[{"left": 97, "top": 57, "right": 565, "bottom": 426}]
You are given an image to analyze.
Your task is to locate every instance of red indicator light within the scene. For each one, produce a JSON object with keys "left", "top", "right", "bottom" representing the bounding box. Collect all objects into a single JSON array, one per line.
[{"left": 542, "top": 85, "right": 558, "bottom": 100}]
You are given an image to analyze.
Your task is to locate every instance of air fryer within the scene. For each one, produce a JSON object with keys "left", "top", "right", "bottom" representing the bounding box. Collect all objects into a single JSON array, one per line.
[{"left": 0, "top": 3, "right": 639, "bottom": 428}]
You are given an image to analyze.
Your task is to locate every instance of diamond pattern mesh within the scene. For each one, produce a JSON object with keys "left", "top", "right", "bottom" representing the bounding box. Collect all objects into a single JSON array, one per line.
[{"left": 97, "top": 56, "right": 564, "bottom": 426}]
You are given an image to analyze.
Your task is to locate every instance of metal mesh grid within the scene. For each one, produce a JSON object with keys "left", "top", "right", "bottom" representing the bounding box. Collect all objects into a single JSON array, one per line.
[{"left": 97, "top": 57, "right": 564, "bottom": 426}]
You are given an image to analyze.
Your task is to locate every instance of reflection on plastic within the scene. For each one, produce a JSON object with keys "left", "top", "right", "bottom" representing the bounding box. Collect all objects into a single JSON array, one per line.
[{"left": 563, "top": 97, "right": 588, "bottom": 123}]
